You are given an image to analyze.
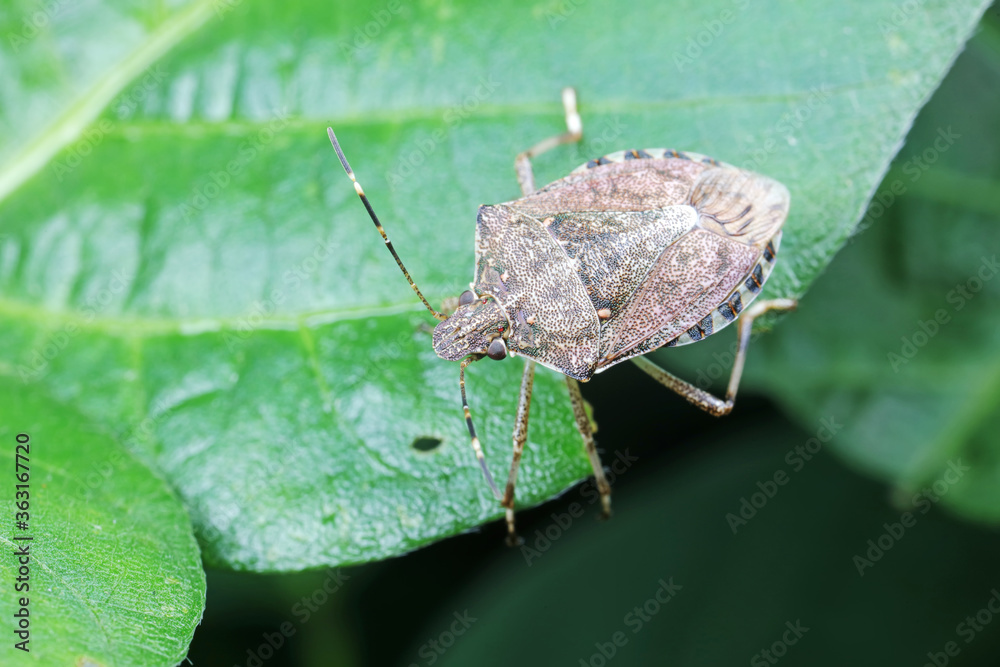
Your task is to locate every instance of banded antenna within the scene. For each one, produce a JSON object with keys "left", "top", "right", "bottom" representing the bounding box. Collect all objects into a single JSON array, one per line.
[{"left": 327, "top": 128, "right": 447, "bottom": 321}]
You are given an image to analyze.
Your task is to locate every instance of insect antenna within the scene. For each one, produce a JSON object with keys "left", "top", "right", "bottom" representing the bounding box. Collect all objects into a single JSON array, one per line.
[
  {"left": 327, "top": 128, "right": 447, "bottom": 321},
  {"left": 460, "top": 355, "right": 502, "bottom": 500}
]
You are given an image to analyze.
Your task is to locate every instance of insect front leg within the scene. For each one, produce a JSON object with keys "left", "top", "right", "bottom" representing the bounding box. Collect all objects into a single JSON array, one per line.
[
  {"left": 566, "top": 377, "right": 611, "bottom": 519},
  {"left": 514, "top": 87, "right": 583, "bottom": 196},
  {"left": 632, "top": 299, "right": 798, "bottom": 416},
  {"left": 459, "top": 356, "right": 502, "bottom": 499},
  {"left": 501, "top": 360, "right": 536, "bottom": 546}
]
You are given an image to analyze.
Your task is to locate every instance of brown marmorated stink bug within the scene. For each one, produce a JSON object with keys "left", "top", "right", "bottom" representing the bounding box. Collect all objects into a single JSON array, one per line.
[{"left": 327, "top": 88, "right": 796, "bottom": 545}]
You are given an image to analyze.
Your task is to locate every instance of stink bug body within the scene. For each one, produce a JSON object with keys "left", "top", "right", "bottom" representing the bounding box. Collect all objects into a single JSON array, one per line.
[{"left": 328, "top": 88, "right": 796, "bottom": 545}]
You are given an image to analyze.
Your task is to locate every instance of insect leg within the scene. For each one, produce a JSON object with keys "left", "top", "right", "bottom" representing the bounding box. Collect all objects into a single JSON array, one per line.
[
  {"left": 501, "top": 360, "right": 536, "bottom": 546},
  {"left": 566, "top": 377, "right": 611, "bottom": 519},
  {"left": 460, "top": 356, "right": 503, "bottom": 500},
  {"left": 514, "top": 87, "right": 583, "bottom": 196},
  {"left": 631, "top": 299, "right": 798, "bottom": 416}
]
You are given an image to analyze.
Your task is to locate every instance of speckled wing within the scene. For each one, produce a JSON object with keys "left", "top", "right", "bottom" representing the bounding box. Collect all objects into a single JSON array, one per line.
[
  {"left": 474, "top": 204, "right": 600, "bottom": 380},
  {"left": 509, "top": 158, "right": 711, "bottom": 214},
  {"left": 592, "top": 162, "right": 789, "bottom": 370},
  {"left": 516, "top": 149, "right": 786, "bottom": 252},
  {"left": 598, "top": 228, "right": 760, "bottom": 368},
  {"left": 502, "top": 156, "right": 711, "bottom": 333},
  {"left": 507, "top": 207, "right": 698, "bottom": 328},
  {"left": 478, "top": 149, "right": 789, "bottom": 375}
]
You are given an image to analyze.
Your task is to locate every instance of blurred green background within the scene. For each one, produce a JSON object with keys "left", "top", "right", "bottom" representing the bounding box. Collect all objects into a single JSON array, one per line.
[{"left": 1, "top": 0, "right": 999, "bottom": 665}]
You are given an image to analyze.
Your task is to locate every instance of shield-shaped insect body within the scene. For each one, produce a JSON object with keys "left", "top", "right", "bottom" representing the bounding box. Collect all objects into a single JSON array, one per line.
[
  {"left": 440, "top": 149, "right": 789, "bottom": 379},
  {"left": 328, "top": 88, "right": 796, "bottom": 545}
]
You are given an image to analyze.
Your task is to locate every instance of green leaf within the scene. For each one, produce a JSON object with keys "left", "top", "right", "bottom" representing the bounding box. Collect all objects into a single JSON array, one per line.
[
  {"left": 0, "top": 0, "right": 215, "bottom": 201},
  {"left": 0, "top": 385, "right": 205, "bottom": 666},
  {"left": 0, "top": 0, "right": 992, "bottom": 570}
]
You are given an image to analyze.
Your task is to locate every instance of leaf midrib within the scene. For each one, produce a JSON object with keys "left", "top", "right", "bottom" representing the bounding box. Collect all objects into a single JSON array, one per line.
[
  {"left": 52, "top": 76, "right": 897, "bottom": 139},
  {"left": 0, "top": 295, "right": 427, "bottom": 337},
  {"left": 0, "top": 0, "right": 216, "bottom": 205}
]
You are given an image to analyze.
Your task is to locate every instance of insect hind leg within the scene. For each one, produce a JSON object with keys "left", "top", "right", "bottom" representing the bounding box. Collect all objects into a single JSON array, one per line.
[
  {"left": 460, "top": 356, "right": 503, "bottom": 499},
  {"left": 632, "top": 299, "right": 797, "bottom": 416},
  {"left": 514, "top": 87, "right": 583, "bottom": 197}
]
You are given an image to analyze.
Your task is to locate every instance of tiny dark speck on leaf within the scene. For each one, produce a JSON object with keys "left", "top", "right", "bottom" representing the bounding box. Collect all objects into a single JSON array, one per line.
[{"left": 411, "top": 436, "right": 443, "bottom": 452}]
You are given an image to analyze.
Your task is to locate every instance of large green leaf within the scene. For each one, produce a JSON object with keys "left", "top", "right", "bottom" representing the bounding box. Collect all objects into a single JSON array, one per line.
[
  {"left": 0, "top": 0, "right": 991, "bottom": 570},
  {"left": 0, "top": 386, "right": 205, "bottom": 666}
]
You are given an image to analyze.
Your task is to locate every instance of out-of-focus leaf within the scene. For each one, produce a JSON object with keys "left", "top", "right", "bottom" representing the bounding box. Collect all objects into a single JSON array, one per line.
[{"left": 423, "top": 425, "right": 1000, "bottom": 666}]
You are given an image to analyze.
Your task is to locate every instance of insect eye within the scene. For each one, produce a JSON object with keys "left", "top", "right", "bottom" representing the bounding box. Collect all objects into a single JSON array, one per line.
[
  {"left": 487, "top": 338, "right": 507, "bottom": 361},
  {"left": 459, "top": 290, "right": 475, "bottom": 306}
]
